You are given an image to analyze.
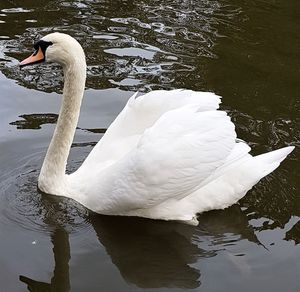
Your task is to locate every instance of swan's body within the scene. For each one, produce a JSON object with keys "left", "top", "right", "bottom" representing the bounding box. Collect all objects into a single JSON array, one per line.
[{"left": 20, "top": 33, "right": 294, "bottom": 225}]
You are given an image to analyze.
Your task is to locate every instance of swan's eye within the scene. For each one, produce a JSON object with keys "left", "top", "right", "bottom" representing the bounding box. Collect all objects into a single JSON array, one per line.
[{"left": 33, "top": 40, "right": 53, "bottom": 54}]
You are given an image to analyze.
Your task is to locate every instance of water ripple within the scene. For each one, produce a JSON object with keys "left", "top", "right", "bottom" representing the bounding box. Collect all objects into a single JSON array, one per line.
[
  {"left": 0, "top": 145, "right": 91, "bottom": 235},
  {"left": 0, "top": 0, "right": 243, "bottom": 92}
]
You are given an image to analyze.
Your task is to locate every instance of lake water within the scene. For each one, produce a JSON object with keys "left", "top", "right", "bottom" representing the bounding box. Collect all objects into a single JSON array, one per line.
[{"left": 0, "top": 0, "right": 299, "bottom": 291}]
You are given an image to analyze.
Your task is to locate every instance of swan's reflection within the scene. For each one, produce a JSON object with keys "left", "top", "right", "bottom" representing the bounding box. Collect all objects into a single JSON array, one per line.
[
  {"left": 89, "top": 215, "right": 202, "bottom": 289},
  {"left": 19, "top": 196, "right": 261, "bottom": 291},
  {"left": 20, "top": 227, "right": 70, "bottom": 292}
]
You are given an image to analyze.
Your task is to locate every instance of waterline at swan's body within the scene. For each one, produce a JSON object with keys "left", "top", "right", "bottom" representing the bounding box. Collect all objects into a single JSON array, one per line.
[{"left": 20, "top": 33, "right": 294, "bottom": 225}]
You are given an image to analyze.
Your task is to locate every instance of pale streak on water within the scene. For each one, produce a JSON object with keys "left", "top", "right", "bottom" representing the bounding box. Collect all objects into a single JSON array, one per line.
[{"left": 0, "top": 0, "right": 299, "bottom": 291}]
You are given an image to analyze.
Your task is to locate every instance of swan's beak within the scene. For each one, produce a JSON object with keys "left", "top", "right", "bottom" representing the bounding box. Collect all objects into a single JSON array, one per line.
[{"left": 19, "top": 47, "right": 45, "bottom": 68}]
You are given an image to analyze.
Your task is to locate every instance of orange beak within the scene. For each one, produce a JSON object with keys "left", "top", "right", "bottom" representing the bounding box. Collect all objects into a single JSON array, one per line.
[{"left": 20, "top": 47, "right": 45, "bottom": 68}]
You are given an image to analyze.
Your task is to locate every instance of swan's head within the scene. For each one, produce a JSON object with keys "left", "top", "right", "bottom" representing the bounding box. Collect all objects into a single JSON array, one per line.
[{"left": 20, "top": 32, "right": 85, "bottom": 68}]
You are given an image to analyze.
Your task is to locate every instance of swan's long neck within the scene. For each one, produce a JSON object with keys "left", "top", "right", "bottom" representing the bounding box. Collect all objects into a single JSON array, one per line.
[{"left": 38, "top": 56, "right": 86, "bottom": 194}]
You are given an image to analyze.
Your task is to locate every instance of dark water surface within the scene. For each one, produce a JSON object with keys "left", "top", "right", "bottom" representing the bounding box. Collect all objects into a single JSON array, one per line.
[{"left": 0, "top": 0, "right": 299, "bottom": 291}]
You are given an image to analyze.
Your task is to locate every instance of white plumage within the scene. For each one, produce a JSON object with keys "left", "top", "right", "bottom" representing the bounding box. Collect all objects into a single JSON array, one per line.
[{"left": 21, "top": 33, "right": 294, "bottom": 225}]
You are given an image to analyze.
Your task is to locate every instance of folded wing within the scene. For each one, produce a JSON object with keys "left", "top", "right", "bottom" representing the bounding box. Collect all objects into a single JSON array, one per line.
[
  {"left": 85, "top": 105, "right": 236, "bottom": 213},
  {"left": 79, "top": 90, "right": 222, "bottom": 171}
]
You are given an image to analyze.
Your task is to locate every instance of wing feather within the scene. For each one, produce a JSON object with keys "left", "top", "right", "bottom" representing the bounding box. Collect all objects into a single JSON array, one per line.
[
  {"left": 80, "top": 90, "right": 221, "bottom": 170},
  {"left": 94, "top": 106, "right": 236, "bottom": 212}
]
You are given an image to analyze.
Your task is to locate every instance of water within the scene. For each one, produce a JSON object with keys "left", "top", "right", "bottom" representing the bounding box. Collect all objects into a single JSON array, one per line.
[{"left": 0, "top": 0, "right": 299, "bottom": 291}]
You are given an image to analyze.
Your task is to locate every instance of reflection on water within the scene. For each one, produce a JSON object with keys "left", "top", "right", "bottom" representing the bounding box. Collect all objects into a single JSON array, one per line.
[
  {"left": 0, "top": 0, "right": 240, "bottom": 92},
  {"left": 285, "top": 219, "right": 300, "bottom": 245},
  {"left": 19, "top": 197, "right": 262, "bottom": 291},
  {"left": 10, "top": 113, "right": 58, "bottom": 129},
  {"left": 9, "top": 113, "right": 107, "bottom": 133},
  {"left": 90, "top": 216, "right": 202, "bottom": 289},
  {"left": 0, "top": 0, "right": 300, "bottom": 291},
  {"left": 20, "top": 228, "right": 71, "bottom": 292}
]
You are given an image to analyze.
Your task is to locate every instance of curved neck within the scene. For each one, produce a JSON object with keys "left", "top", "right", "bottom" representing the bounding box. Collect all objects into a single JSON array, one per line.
[{"left": 39, "top": 58, "right": 86, "bottom": 193}]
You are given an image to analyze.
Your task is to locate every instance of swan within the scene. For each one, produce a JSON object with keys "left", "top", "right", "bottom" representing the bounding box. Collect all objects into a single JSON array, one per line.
[{"left": 19, "top": 33, "right": 294, "bottom": 225}]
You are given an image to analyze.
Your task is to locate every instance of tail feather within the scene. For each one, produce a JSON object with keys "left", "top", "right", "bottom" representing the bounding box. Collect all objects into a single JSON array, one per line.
[
  {"left": 254, "top": 146, "right": 295, "bottom": 177},
  {"left": 255, "top": 146, "right": 295, "bottom": 164}
]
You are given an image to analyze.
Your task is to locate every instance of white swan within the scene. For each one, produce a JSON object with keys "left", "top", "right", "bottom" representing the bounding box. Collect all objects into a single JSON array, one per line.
[{"left": 20, "top": 33, "right": 294, "bottom": 225}]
